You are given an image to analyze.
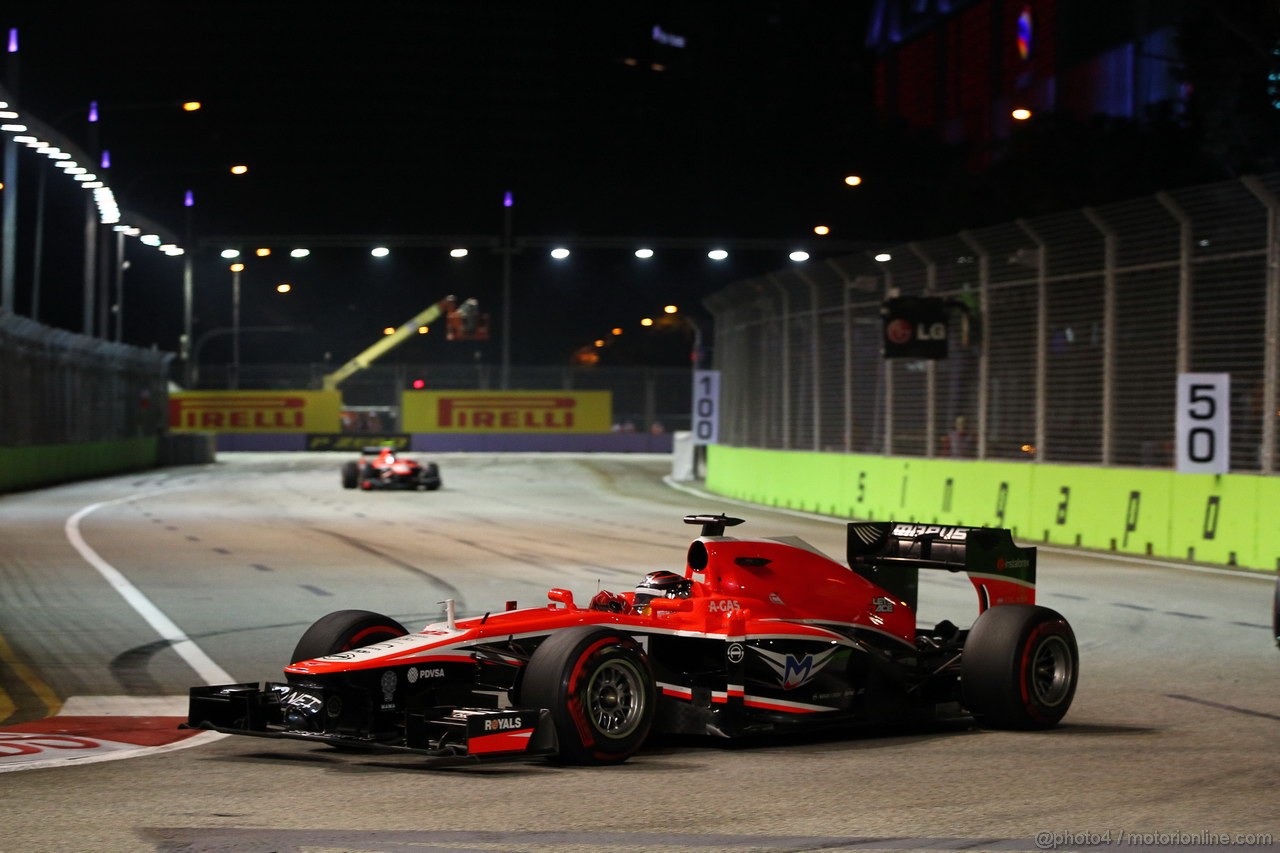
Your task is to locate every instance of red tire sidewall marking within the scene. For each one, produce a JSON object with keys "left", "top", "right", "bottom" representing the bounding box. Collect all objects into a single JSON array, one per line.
[
  {"left": 342, "top": 624, "right": 402, "bottom": 651},
  {"left": 564, "top": 637, "right": 618, "bottom": 749},
  {"left": 1018, "top": 620, "right": 1067, "bottom": 723}
]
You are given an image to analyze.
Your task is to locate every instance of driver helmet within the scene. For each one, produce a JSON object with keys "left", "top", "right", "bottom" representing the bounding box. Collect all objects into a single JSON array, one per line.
[{"left": 633, "top": 570, "right": 692, "bottom": 607}]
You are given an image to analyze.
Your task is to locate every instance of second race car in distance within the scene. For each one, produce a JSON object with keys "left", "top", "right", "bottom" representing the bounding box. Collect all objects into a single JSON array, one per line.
[
  {"left": 342, "top": 446, "right": 441, "bottom": 491},
  {"left": 187, "top": 515, "right": 1080, "bottom": 766}
]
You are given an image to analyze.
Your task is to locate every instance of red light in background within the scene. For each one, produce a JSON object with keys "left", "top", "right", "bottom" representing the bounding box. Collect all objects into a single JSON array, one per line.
[{"left": 412, "top": 379, "right": 425, "bottom": 389}]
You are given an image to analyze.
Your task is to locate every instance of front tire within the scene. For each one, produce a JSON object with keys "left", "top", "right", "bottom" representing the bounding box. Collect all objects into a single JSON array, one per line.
[
  {"left": 290, "top": 609, "right": 408, "bottom": 665},
  {"left": 341, "top": 461, "right": 359, "bottom": 489},
  {"left": 521, "top": 626, "right": 654, "bottom": 765},
  {"left": 961, "top": 604, "right": 1078, "bottom": 730}
]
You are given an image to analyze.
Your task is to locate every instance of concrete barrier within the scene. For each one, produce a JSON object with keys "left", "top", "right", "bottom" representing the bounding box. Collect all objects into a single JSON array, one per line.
[
  {"left": 706, "top": 445, "right": 1279, "bottom": 572},
  {"left": 0, "top": 437, "right": 159, "bottom": 494},
  {"left": 158, "top": 433, "right": 217, "bottom": 465}
]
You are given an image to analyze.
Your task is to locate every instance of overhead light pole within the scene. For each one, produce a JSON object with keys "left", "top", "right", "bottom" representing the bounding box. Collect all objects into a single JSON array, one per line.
[
  {"left": 183, "top": 191, "right": 194, "bottom": 385},
  {"left": 229, "top": 262, "right": 243, "bottom": 390},
  {"left": 1, "top": 28, "right": 18, "bottom": 316},
  {"left": 500, "top": 190, "right": 514, "bottom": 389}
]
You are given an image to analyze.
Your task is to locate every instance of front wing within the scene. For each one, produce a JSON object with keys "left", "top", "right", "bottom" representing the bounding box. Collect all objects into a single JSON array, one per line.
[{"left": 185, "top": 682, "right": 557, "bottom": 763}]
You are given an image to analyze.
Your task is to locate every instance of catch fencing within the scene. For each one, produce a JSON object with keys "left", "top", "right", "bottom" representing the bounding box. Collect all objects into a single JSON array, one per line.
[
  {"left": 0, "top": 310, "right": 171, "bottom": 447},
  {"left": 705, "top": 173, "right": 1280, "bottom": 474}
]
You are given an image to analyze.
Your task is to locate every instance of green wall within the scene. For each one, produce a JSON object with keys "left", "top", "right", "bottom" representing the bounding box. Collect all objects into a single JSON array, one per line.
[
  {"left": 706, "top": 446, "right": 1279, "bottom": 572},
  {"left": 0, "top": 437, "right": 159, "bottom": 494}
]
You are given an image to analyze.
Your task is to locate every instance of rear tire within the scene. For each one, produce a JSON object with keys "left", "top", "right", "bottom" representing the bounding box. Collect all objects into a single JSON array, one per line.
[
  {"left": 521, "top": 626, "right": 654, "bottom": 765},
  {"left": 961, "top": 604, "right": 1078, "bottom": 730},
  {"left": 420, "top": 463, "right": 442, "bottom": 491},
  {"left": 341, "top": 461, "right": 359, "bottom": 489},
  {"left": 290, "top": 609, "right": 408, "bottom": 665},
  {"left": 1272, "top": 575, "right": 1279, "bottom": 649}
]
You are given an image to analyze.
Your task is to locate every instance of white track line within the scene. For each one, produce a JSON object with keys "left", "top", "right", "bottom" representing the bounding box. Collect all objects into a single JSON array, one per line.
[{"left": 65, "top": 493, "right": 234, "bottom": 685}]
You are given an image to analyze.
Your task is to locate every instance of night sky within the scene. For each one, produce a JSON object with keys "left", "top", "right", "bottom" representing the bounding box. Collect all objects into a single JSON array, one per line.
[{"left": 3, "top": 2, "right": 874, "bottom": 370}]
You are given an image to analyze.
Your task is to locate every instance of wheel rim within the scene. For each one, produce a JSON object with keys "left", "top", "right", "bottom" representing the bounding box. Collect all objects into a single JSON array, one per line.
[
  {"left": 585, "top": 658, "right": 646, "bottom": 740},
  {"left": 1030, "top": 634, "right": 1073, "bottom": 707}
]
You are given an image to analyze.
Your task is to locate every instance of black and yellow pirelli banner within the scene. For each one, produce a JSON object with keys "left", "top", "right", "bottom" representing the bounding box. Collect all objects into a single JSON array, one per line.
[
  {"left": 402, "top": 391, "right": 612, "bottom": 433},
  {"left": 169, "top": 391, "right": 342, "bottom": 433}
]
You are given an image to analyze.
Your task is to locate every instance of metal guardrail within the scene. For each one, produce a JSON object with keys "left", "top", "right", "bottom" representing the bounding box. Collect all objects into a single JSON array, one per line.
[{"left": 706, "top": 173, "right": 1280, "bottom": 474}]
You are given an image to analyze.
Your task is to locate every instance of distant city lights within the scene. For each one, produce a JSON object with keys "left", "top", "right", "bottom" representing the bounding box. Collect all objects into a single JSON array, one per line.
[
  {"left": 255, "top": 247, "right": 271, "bottom": 257},
  {"left": 289, "top": 248, "right": 310, "bottom": 258},
  {"left": 550, "top": 247, "right": 570, "bottom": 259},
  {"left": 874, "top": 252, "right": 892, "bottom": 262},
  {"left": 450, "top": 248, "right": 468, "bottom": 258},
  {"left": 229, "top": 262, "right": 245, "bottom": 272},
  {"left": 707, "top": 249, "right": 728, "bottom": 261},
  {"left": 417, "top": 326, "right": 429, "bottom": 334},
  {"left": 276, "top": 283, "right": 292, "bottom": 294},
  {"left": 663, "top": 305, "right": 678, "bottom": 314},
  {"left": 230, "top": 164, "right": 248, "bottom": 175},
  {"left": 182, "top": 101, "right": 202, "bottom": 112},
  {"left": 634, "top": 248, "right": 654, "bottom": 259},
  {"left": 844, "top": 175, "right": 863, "bottom": 187},
  {"left": 814, "top": 225, "right": 831, "bottom": 236},
  {"left": 220, "top": 249, "right": 241, "bottom": 259},
  {"left": 641, "top": 318, "right": 654, "bottom": 327},
  {"left": 1012, "top": 108, "right": 1032, "bottom": 121},
  {"left": 789, "top": 251, "right": 810, "bottom": 262},
  {"left": 371, "top": 247, "right": 390, "bottom": 257},
  {"left": 383, "top": 327, "right": 396, "bottom": 335}
]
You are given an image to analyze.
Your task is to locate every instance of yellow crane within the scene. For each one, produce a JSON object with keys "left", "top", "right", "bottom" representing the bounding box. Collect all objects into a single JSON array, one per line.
[{"left": 321, "top": 296, "right": 487, "bottom": 391}]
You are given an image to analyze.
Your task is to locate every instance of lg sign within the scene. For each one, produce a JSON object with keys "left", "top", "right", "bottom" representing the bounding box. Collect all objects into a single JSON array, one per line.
[{"left": 881, "top": 297, "right": 949, "bottom": 359}]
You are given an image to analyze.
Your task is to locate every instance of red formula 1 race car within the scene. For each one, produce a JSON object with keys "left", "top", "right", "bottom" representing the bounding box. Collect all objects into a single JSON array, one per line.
[
  {"left": 341, "top": 446, "right": 441, "bottom": 491},
  {"left": 187, "top": 515, "right": 1079, "bottom": 765}
]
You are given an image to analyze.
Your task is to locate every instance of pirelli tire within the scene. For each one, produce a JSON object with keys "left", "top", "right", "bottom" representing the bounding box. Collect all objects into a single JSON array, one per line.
[
  {"left": 521, "top": 626, "right": 655, "bottom": 766},
  {"left": 419, "top": 462, "right": 442, "bottom": 491},
  {"left": 1272, "top": 574, "right": 1279, "bottom": 649},
  {"left": 341, "top": 462, "right": 359, "bottom": 489},
  {"left": 961, "top": 604, "right": 1078, "bottom": 730},
  {"left": 289, "top": 609, "right": 409, "bottom": 665}
]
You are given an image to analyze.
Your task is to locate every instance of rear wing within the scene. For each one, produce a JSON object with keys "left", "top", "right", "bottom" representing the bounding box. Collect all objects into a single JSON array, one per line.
[{"left": 846, "top": 522, "right": 1036, "bottom": 614}]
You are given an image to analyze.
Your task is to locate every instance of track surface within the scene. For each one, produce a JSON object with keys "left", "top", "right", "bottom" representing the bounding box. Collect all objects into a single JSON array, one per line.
[{"left": 0, "top": 452, "right": 1277, "bottom": 852}]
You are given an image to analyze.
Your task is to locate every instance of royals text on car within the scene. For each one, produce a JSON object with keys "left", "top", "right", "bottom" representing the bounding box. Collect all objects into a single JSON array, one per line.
[{"left": 187, "top": 515, "right": 1079, "bottom": 765}]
